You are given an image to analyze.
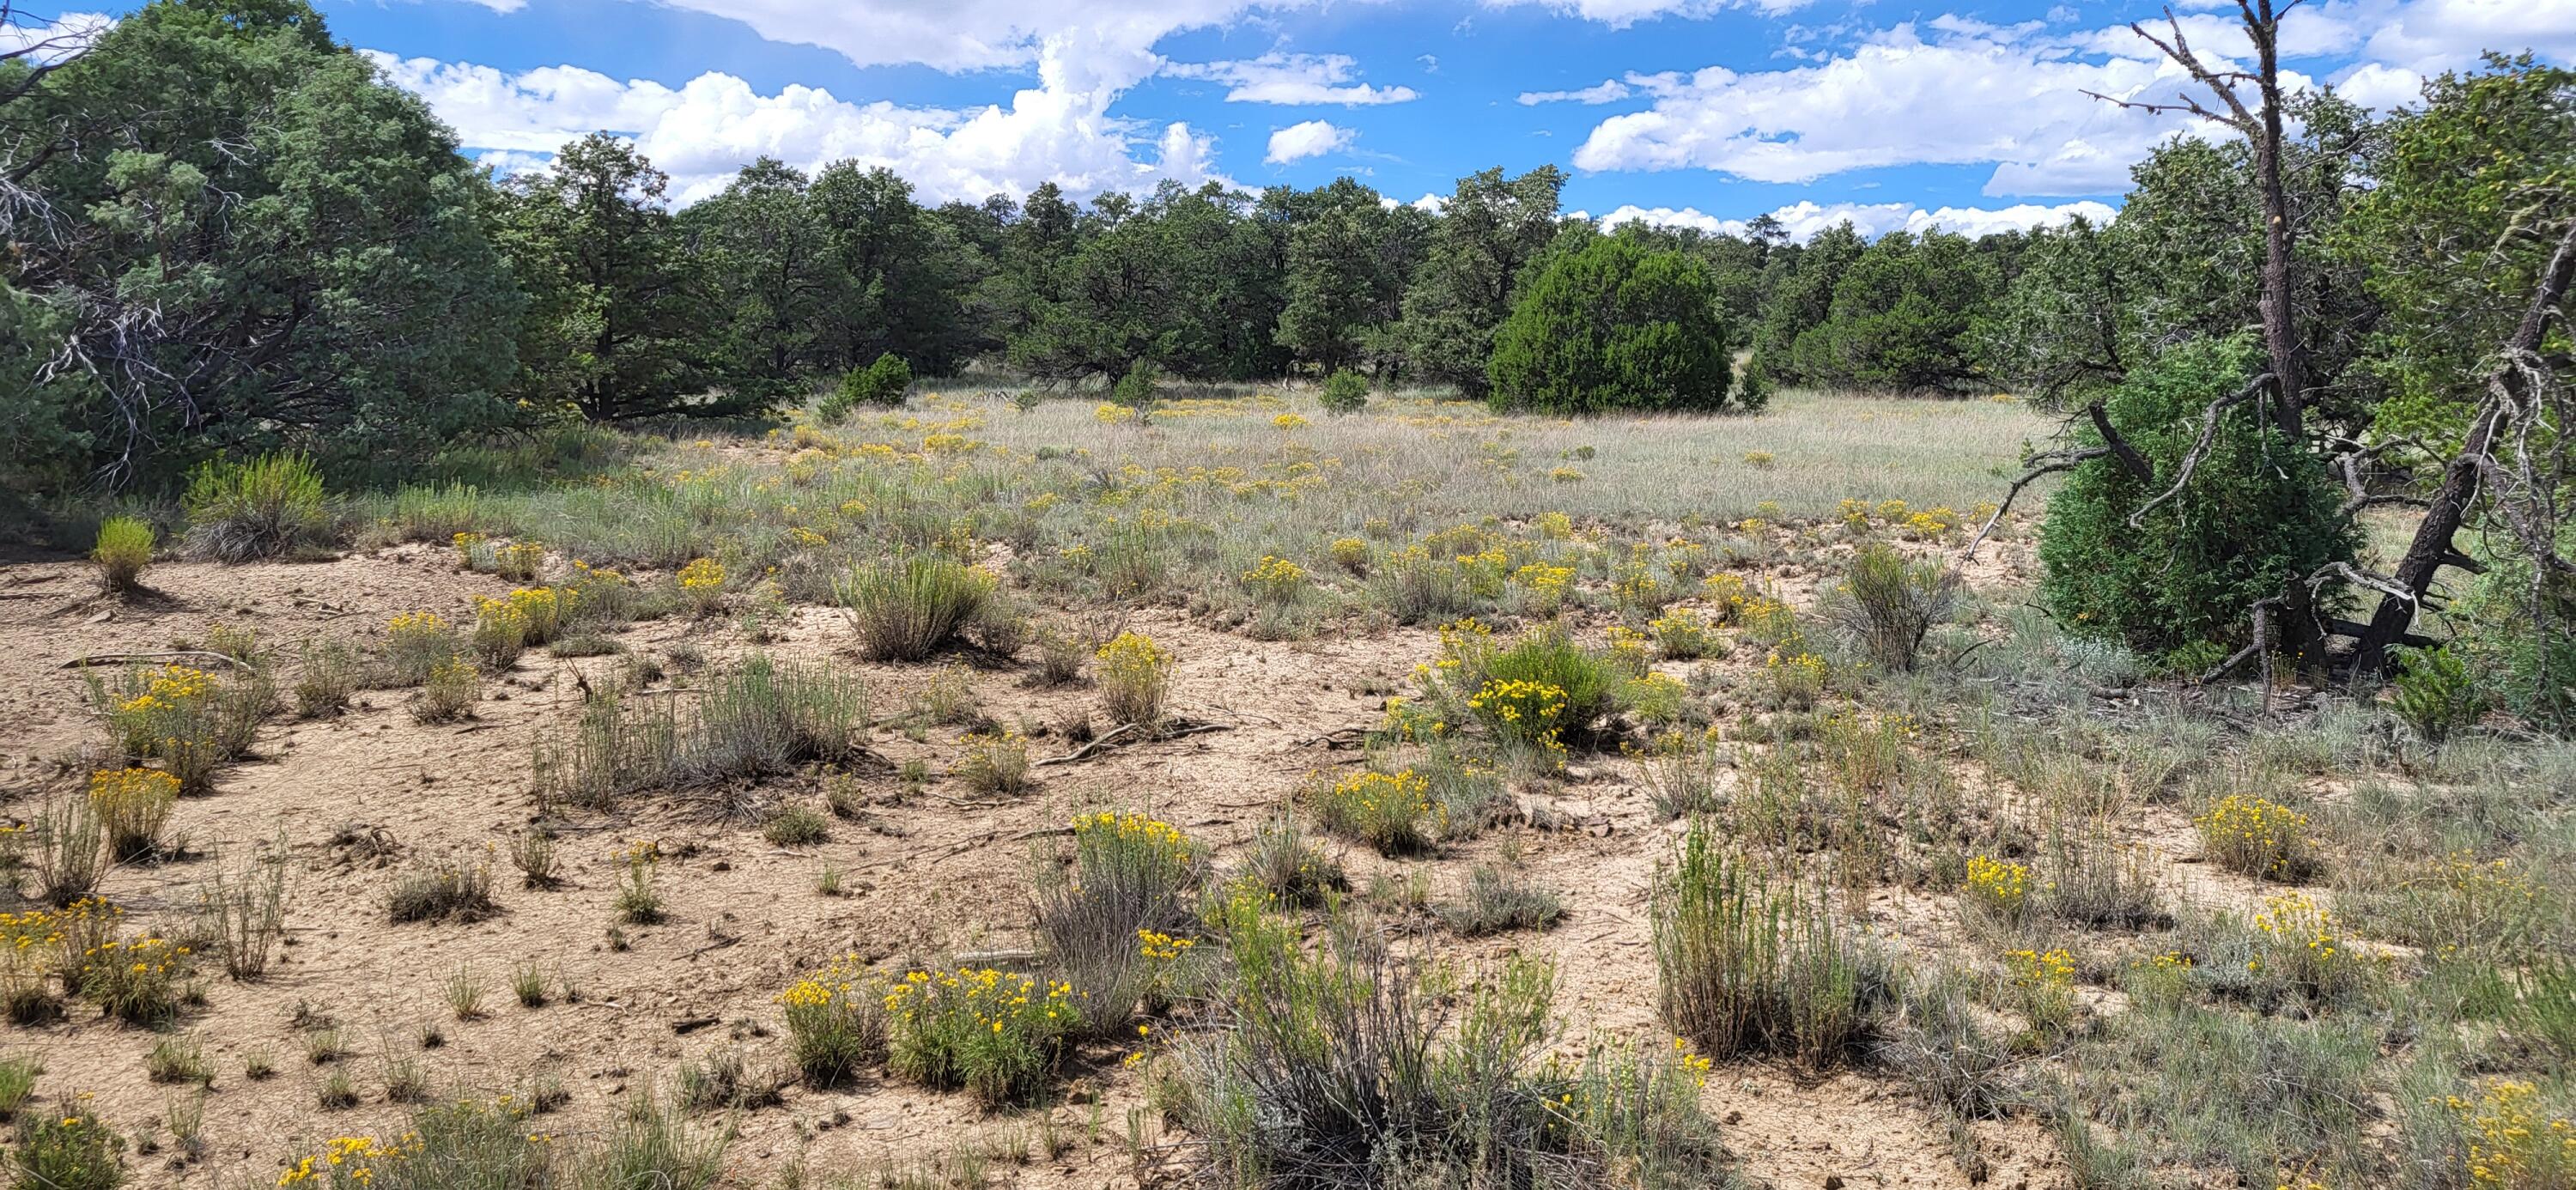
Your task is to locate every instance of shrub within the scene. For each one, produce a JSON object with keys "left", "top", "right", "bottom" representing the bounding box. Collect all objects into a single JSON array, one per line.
[
  {"left": 1765, "top": 649, "right": 1828, "bottom": 709},
  {"left": 675, "top": 558, "right": 726, "bottom": 614},
  {"left": 837, "top": 555, "right": 995, "bottom": 662},
  {"left": 762, "top": 804, "right": 829, "bottom": 847},
  {"left": 615, "top": 843, "right": 664, "bottom": 924},
  {"left": 1427, "top": 623, "right": 1621, "bottom": 752},
  {"left": 2249, "top": 892, "right": 2363, "bottom": 1003},
  {"left": 91, "top": 663, "right": 263, "bottom": 796},
  {"left": 199, "top": 841, "right": 288, "bottom": 980},
  {"left": 1652, "top": 821, "right": 1886, "bottom": 1069},
  {"left": 1172, "top": 908, "right": 1730, "bottom": 1189},
  {"left": 1311, "top": 768, "right": 1441, "bottom": 855},
  {"left": 31, "top": 798, "right": 106, "bottom": 908},
  {"left": 385, "top": 612, "right": 460, "bottom": 685},
  {"left": 1319, "top": 369, "right": 1370, "bottom": 414},
  {"left": 90, "top": 517, "right": 153, "bottom": 592},
  {"left": 293, "top": 640, "right": 356, "bottom": 717},
  {"left": 954, "top": 730, "right": 1030, "bottom": 795},
  {"left": 1825, "top": 544, "right": 1955, "bottom": 672},
  {"left": 2195, "top": 794, "right": 2315, "bottom": 881},
  {"left": 884, "top": 968, "right": 1081, "bottom": 1106},
  {"left": 1648, "top": 608, "right": 1718, "bottom": 659},
  {"left": 675, "top": 654, "right": 871, "bottom": 785},
  {"left": 181, "top": 452, "right": 330, "bottom": 562},
  {"left": 819, "top": 352, "right": 914, "bottom": 421},
  {"left": 1486, "top": 234, "right": 1735, "bottom": 415},
  {"left": 2038, "top": 336, "right": 2356, "bottom": 665},
  {"left": 2391, "top": 645, "right": 2488, "bottom": 742},
  {"left": 780, "top": 955, "right": 889, "bottom": 1086},
  {"left": 88, "top": 768, "right": 178, "bottom": 861},
  {"left": 1032, "top": 811, "right": 1204, "bottom": 1031},
  {"left": 1240, "top": 556, "right": 1308, "bottom": 606},
  {"left": 1961, "top": 855, "right": 2030, "bottom": 921},
  {"left": 2443, "top": 1080, "right": 2576, "bottom": 1190},
  {"left": 416, "top": 658, "right": 477, "bottom": 723},
  {"left": 1637, "top": 729, "right": 1726, "bottom": 820},
  {"left": 1230, "top": 816, "right": 1347, "bottom": 908},
  {"left": 1094, "top": 632, "right": 1172, "bottom": 727},
  {"left": 1437, "top": 861, "right": 1565, "bottom": 936},
  {"left": 74, "top": 934, "right": 190, "bottom": 1026},
  {"left": 1110, "top": 359, "right": 1158, "bottom": 412},
  {"left": 11, "top": 1108, "right": 123, "bottom": 1190},
  {"left": 2000, "top": 948, "right": 2077, "bottom": 1040}
]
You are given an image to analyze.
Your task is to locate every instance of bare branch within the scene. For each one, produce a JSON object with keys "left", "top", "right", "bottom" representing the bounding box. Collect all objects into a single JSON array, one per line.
[{"left": 2123, "top": 373, "right": 2272, "bottom": 529}]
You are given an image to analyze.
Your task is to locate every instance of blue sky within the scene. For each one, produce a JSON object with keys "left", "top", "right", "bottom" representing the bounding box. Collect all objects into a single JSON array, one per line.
[{"left": 264, "top": 0, "right": 2576, "bottom": 234}]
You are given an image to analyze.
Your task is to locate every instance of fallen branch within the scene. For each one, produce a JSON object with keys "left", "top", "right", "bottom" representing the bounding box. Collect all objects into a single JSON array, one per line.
[
  {"left": 60, "top": 649, "right": 260, "bottom": 672},
  {"left": 1032, "top": 719, "right": 1231, "bottom": 766},
  {"left": 1956, "top": 444, "right": 2112, "bottom": 564}
]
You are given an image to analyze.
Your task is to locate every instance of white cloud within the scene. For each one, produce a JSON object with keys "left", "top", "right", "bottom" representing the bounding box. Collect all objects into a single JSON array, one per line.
[
  {"left": 1164, "top": 52, "right": 1419, "bottom": 105},
  {"left": 370, "top": 47, "right": 1231, "bottom": 205},
  {"left": 1569, "top": 21, "right": 2221, "bottom": 196},
  {"left": 0, "top": 11, "right": 112, "bottom": 64},
  {"left": 1264, "top": 118, "right": 1353, "bottom": 163},
  {"left": 1479, "top": 0, "right": 1814, "bottom": 31},
  {"left": 1600, "top": 198, "right": 2117, "bottom": 241},
  {"left": 2330, "top": 60, "right": 2426, "bottom": 110},
  {"left": 1516, "top": 79, "right": 1632, "bottom": 105}
]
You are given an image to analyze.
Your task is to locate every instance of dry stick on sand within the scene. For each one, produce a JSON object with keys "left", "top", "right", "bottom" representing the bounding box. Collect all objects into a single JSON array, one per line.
[{"left": 61, "top": 649, "right": 263, "bottom": 672}]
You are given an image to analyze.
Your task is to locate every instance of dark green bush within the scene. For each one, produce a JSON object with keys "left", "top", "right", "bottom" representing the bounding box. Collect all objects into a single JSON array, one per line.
[
  {"left": 1319, "top": 368, "right": 1369, "bottom": 414},
  {"left": 1486, "top": 234, "right": 1734, "bottom": 415},
  {"left": 2038, "top": 337, "right": 2355, "bottom": 665},
  {"left": 818, "top": 352, "right": 913, "bottom": 421},
  {"left": 1111, "top": 359, "right": 1159, "bottom": 411}
]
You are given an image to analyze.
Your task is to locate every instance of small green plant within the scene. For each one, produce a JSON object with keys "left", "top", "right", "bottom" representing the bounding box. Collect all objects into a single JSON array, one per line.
[
  {"left": 508, "top": 829, "right": 557, "bottom": 889},
  {"left": 318, "top": 1067, "right": 360, "bottom": 1109},
  {"left": 615, "top": 842, "right": 665, "bottom": 925},
  {"left": 2391, "top": 645, "right": 2488, "bottom": 743},
  {"left": 954, "top": 731, "right": 1030, "bottom": 795},
  {"left": 11, "top": 1108, "right": 124, "bottom": 1190},
  {"left": 292, "top": 640, "right": 357, "bottom": 718},
  {"left": 181, "top": 452, "right": 330, "bottom": 562},
  {"left": 780, "top": 955, "right": 889, "bottom": 1087},
  {"left": 91, "top": 517, "right": 154, "bottom": 592},
  {"left": 1031, "top": 811, "right": 1203, "bottom": 1035},
  {"left": 0, "top": 1055, "right": 39, "bottom": 1121},
  {"left": 387, "top": 848, "right": 499, "bottom": 923},
  {"left": 1110, "top": 359, "right": 1158, "bottom": 414},
  {"left": 763, "top": 804, "right": 829, "bottom": 847},
  {"left": 1318, "top": 369, "right": 1369, "bottom": 414},
  {"left": 2194, "top": 794, "right": 2315, "bottom": 882},
  {"left": 820, "top": 352, "right": 914, "bottom": 421},
  {"left": 447, "top": 966, "right": 487, "bottom": 1020},
  {"left": 1311, "top": 768, "right": 1440, "bottom": 855},
  {"left": 416, "top": 658, "right": 477, "bottom": 723},
  {"left": 144, "top": 1034, "right": 211, "bottom": 1084},
  {"left": 512, "top": 962, "right": 548, "bottom": 1008},
  {"left": 1230, "top": 816, "right": 1346, "bottom": 908},
  {"left": 1437, "top": 860, "right": 1564, "bottom": 937},
  {"left": 1825, "top": 543, "right": 1955, "bottom": 672},
  {"left": 884, "top": 968, "right": 1081, "bottom": 1106},
  {"left": 1653, "top": 820, "right": 1886, "bottom": 1069}
]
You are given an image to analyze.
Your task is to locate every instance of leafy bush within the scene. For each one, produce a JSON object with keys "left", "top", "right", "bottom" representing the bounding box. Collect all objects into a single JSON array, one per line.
[
  {"left": 1653, "top": 821, "right": 1887, "bottom": 1068},
  {"left": 837, "top": 554, "right": 994, "bottom": 661},
  {"left": 89, "top": 517, "right": 153, "bottom": 592},
  {"left": 1312, "top": 768, "right": 1441, "bottom": 854},
  {"left": 181, "top": 452, "right": 330, "bottom": 562},
  {"left": 1319, "top": 368, "right": 1370, "bottom": 414},
  {"left": 2038, "top": 337, "right": 2356, "bottom": 665},
  {"left": 884, "top": 968, "right": 1081, "bottom": 1106},
  {"left": 1486, "top": 233, "right": 1735, "bottom": 415},
  {"left": 1824, "top": 544, "right": 1956, "bottom": 672},
  {"left": 1110, "top": 359, "right": 1159, "bottom": 412},
  {"left": 2194, "top": 793, "right": 2316, "bottom": 882},
  {"left": 2391, "top": 645, "right": 2488, "bottom": 742},
  {"left": 11, "top": 1108, "right": 123, "bottom": 1190},
  {"left": 818, "top": 352, "right": 914, "bottom": 421}
]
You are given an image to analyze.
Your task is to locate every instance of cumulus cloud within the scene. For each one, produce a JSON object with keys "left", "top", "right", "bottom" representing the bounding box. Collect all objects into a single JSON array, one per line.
[
  {"left": 0, "top": 11, "right": 113, "bottom": 64},
  {"left": 1164, "top": 52, "right": 1419, "bottom": 105},
  {"left": 1479, "top": 0, "right": 1814, "bottom": 32},
  {"left": 1516, "top": 79, "right": 1631, "bottom": 105},
  {"left": 369, "top": 47, "right": 1231, "bottom": 205},
  {"left": 1599, "top": 198, "right": 2118, "bottom": 241},
  {"left": 1265, "top": 118, "right": 1354, "bottom": 163}
]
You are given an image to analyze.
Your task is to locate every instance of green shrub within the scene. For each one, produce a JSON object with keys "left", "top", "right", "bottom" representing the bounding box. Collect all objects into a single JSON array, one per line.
[
  {"left": 1311, "top": 768, "right": 1441, "bottom": 854},
  {"left": 1031, "top": 811, "right": 1204, "bottom": 1033},
  {"left": 181, "top": 452, "right": 330, "bottom": 562},
  {"left": 762, "top": 804, "right": 829, "bottom": 847},
  {"left": 2391, "top": 645, "right": 2488, "bottom": 742},
  {"left": 11, "top": 1108, "right": 123, "bottom": 1190},
  {"left": 89, "top": 517, "right": 153, "bottom": 592},
  {"left": 836, "top": 554, "right": 995, "bottom": 662},
  {"left": 1652, "top": 820, "right": 1887, "bottom": 1069},
  {"left": 0, "top": 1056, "right": 37, "bottom": 1122},
  {"left": 1111, "top": 359, "right": 1159, "bottom": 412},
  {"left": 884, "top": 967, "right": 1081, "bottom": 1106},
  {"left": 1230, "top": 816, "right": 1347, "bottom": 908},
  {"left": 1824, "top": 544, "right": 1955, "bottom": 672},
  {"left": 2038, "top": 337, "right": 2355, "bottom": 665},
  {"left": 1319, "top": 369, "right": 1369, "bottom": 414},
  {"left": 1437, "top": 860, "right": 1565, "bottom": 937},
  {"left": 818, "top": 352, "right": 914, "bottom": 421},
  {"left": 1453, "top": 624, "right": 1623, "bottom": 750},
  {"left": 780, "top": 956, "right": 889, "bottom": 1087},
  {"left": 1486, "top": 233, "right": 1735, "bottom": 416},
  {"left": 387, "top": 848, "right": 499, "bottom": 923}
]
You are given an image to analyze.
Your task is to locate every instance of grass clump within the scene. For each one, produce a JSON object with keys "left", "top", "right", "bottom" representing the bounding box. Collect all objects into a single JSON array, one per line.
[
  {"left": 837, "top": 554, "right": 994, "bottom": 661},
  {"left": 1652, "top": 820, "right": 1887, "bottom": 1069},
  {"left": 762, "top": 804, "right": 829, "bottom": 847},
  {"left": 1823, "top": 543, "right": 1955, "bottom": 673},
  {"left": 780, "top": 955, "right": 889, "bottom": 1087},
  {"left": 1230, "top": 816, "right": 1347, "bottom": 908},
  {"left": 387, "top": 848, "right": 499, "bottom": 924},
  {"left": 90, "top": 516, "right": 153, "bottom": 592},
  {"left": 181, "top": 451, "right": 329, "bottom": 562},
  {"left": 954, "top": 730, "right": 1030, "bottom": 795},
  {"left": 534, "top": 656, "right": 869, "bottom": 810},
  {"left": 1031, "top": 811, "right": 1205, "bottom": 1033},
  {"left": 415, "top": 658, "right": 477, "bottom": 723},
  {"left": 1438, "top": 860, "right": 1565, "bottom": 937},
  {"left": 1167, "top": 908, "right": 1734, "bottom": 1190},
  {"left": 87, "top": 768, "right": 177, "bottom": 862},
  {"left": 384, "top": 612, "right": 461, "bottom": 685},
  {"left": 90, "top": 662, "right": 268, "bottom": 796}
]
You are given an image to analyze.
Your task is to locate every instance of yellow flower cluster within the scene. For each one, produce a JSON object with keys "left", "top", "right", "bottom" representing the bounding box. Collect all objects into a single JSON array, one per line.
[
  {"left": 1273, "top": 413, "right": 1309, "bottom": 430},
  {"left": 1963, "top": 855, "right": 2030, "bottom": 917},
  {"left": 495, "top": 539, "right": 546, "bottom": 580},
  {"left": 114, "top": 664, "right": 213, "bottom": 718},
  {"left": 2195, "top": 794, "right": 2312, "bottom": 878},
  {"left": 2003, "top": 947, "right": 2074, "bottom": 989},
  {"left": 2444, "top": 1080, "right": 2576, "bottom": 1188},
  {"left": 2251, "top": 891, "right": 2338, "bottom": 970},
  {"left": 1765, "top": 649, "right": 1828, "bottom": 707},
  {"left": 1647, "top": 607, "right": 1716, "bottom": 659},
  {"left": 1137, "top": 928, "right": 1195, "bottom": 963},
  {"left": 1072, "top": 811, "right": 1194, "bottom": 865},
  {"left": 1241, "top": 555, "right": 1309, "bottom": 602},
  {"left": 1468, "top": 678, "right": 1571, "bottom": 750},
  {"left": 278, "top": 1135, "right": 414, "bottom": 1187},
  {"left": 883, "top": 967, "right": 1082, "bottom": 1102},
  {"left": 677, "top": 557, "right": 726, "bottom": 591},
  {"left": 1317, "top": 768, "right": 1441, "bottom": 851},
  {"left": 386, "top": 611, "right": 448, "bottom": 638},
  {"left": 89, "top": 768, "right": 179, "bottom": 859},
  {"left": 1534, "top": 511, "right": 1574, "bottom": 539},
  {"left": 452, "top": 531, "right": 485, "bottom": 568},
  {"left": 1327, "top": 537, "right": 1370, "bottom": 569}
]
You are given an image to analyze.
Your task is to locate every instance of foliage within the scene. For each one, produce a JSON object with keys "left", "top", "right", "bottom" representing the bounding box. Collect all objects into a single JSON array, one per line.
[
  {"left": 2195, "top": 794, "right": 2316, "bottom": 882},
  {"left": 1094, "top": 632, "right": 1173, "bottom": 727},
  {"left": 1318, "top": 368, "right": 1370, "bottom": 414},
  {"left": 181, "top": 452, "right": 330, "bottom": 562},
  {"left": 1823, "top": 543, "right": 1956, "bottom": 672},
  {"left": 1486, "top": 232, "right": 1735, "bottom": 415},
  {"left": 2038, "top": 336, "right": 2356, "bottom": 663},
  {"left": 1784, "top": 229, "right": 1997, "bottom": 393},
  {"left": 835, "top": 554, "right": 995, "bottom": 661},
  {"left": 1652, "top": 820, "right": 1886, "bottom": 1068},
  {"left": 779, "top": 955, "right": 889, "bottom": 1086},
  {"left": 819, "top": 352, "right": 914, "bottom": 422},
  {"left": 1398, "top": 167, "right": 1569, "bottom": 398},
  {"left": 11, "top": 1108, "right": 124, "bottom": 1190},
  {"left": 2391, "top": 645, "right": 2489, "bottom": 742},
  {"left": 884, "top": 968, "right": 1081, "bottom": 1106},
  {"left": 1032, "top": 811, "right": 1203, "bottom": 1030},
  {"left": 1312, "top": 768, "right": 1441, "bottom": 854},
  {"left": 89, "top": 518, "right": 153, "bottom": 591}
]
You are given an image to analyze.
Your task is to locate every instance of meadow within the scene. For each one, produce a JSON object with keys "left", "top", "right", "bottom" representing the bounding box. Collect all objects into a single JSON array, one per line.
[{"left": 1, "top": 383, "right": 2570, "bottom": 1190}]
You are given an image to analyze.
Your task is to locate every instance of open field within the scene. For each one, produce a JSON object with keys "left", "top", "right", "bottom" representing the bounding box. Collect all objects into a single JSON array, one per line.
[{"left": 3, "top": 386, "right": 2572, "bottom": 1190}]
